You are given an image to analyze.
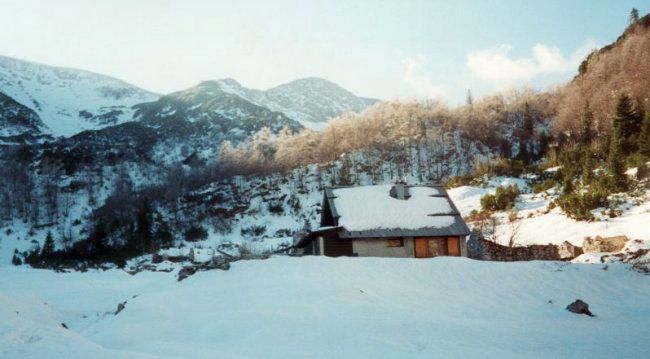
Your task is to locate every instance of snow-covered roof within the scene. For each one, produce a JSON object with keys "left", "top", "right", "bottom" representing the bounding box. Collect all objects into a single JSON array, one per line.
[{"left": 322, "top": 185, "right": 470, "bottom": 238}]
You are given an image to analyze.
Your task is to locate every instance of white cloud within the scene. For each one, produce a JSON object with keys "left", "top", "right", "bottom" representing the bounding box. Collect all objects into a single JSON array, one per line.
[
  {"left": 400, "top": 55, "right": 447, "bottom": 99},
  {"left": 466, "top": 40, "right": 598, "bottom": 85}
]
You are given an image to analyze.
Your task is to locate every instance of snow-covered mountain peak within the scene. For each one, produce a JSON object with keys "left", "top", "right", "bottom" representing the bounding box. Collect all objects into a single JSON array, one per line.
[{"left": 0, "top": 55, "right": 160, "bottom": 137}]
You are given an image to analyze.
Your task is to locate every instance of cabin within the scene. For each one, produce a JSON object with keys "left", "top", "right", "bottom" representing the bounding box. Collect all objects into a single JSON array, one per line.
[{"left": 294, "top": 183, "right": 471, "bottom": 258}]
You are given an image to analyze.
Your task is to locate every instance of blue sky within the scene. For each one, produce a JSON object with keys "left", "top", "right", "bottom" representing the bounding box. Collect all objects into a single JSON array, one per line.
[{"left": 0, "top": 0, "right": 648, "bottom": 103}]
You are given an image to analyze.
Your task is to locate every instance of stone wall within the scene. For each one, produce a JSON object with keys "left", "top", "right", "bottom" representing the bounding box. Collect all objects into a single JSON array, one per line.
[{"left": 468, "top": 236, "right": 563, "bottom": 261}]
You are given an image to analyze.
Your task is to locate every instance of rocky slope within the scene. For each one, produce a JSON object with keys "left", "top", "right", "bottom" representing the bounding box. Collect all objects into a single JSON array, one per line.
[{"left": 0, "top": 91, "right": 47, "bottom": 143}]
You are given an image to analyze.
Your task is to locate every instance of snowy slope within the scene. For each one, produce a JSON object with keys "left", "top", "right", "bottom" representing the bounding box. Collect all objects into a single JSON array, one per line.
[
  {"left": 207, "top": 77, "right": 377, "bottom": 129},
  {"left": 0, "top": 55, "right": 159, "bottom": 137},
  {"left": 1, "top": 257, "right": 648, "bottom": 358},
  {"left": 447, "top": 177, "right": 650, "bottom": 246}
]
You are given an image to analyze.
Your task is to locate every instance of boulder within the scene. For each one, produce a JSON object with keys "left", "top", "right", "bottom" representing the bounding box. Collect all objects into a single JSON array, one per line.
[
  {"left": 566, "top": 299, "right": 594, "bottom": 317},
  {"left": 583, "top": 236, "right": 628, "bottom": 253},
  {"left": 152, "top": 253, "right": 163, "bottom": 264},
  {"left": 558, "top": 241, "right": 583, "bottom": 259},
  {"left": 115, "top": 301, "right": 127, "bottom": 315},
  {"left": 177, "top": 267, "right": 197, "bottom": 282}
]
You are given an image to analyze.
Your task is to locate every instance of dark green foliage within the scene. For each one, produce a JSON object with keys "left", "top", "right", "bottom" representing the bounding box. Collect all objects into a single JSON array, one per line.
[
  {"left": 480, "top": 185, "right": 520, "bottom": 211},
  {"left": 562, "top": 176, "right": 574, "bottom": 195},
  {"left": 11, "top": 253, "right": 22, "bottom": 265},
  {"left": 476, "top": 158, "right": 525, "bottom": 177},
  {"left": 41, "top": 231, "right": 55, "bottom": 259},
  {"left": 267, "top": 200, "right": 284, "bottom": 215},
  {"left": 134, "top": 198, "right": 153, "bottom": 252},
  {"left": 240, "top": 225, "right": 266, "bottom": 237},
  {"left": 638, "top": 108, "right": 650, "bottom": 157},
  {"left": 582, "top": 151, "right": 595, "bottom": 183},
  {"left": 184, "top": 226, "right": 208, "bottom": 242},
  {"left": 607, "top": 132, "right": 628, "bottom": 192},
  {"left": 581, "top": 101, "right": 594, "bottom": 145},
  {"left": 555, "top": 191, "right": 607, "bottom": 221},
  {"left": 532, "top": 178, "right": 556, "bottom": 193},
  {"left": 613, "top": 94, "right": 642, "bottom": 155}
]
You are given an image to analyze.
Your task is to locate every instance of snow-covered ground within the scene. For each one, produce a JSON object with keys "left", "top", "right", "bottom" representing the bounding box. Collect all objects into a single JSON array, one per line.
[
  {"left": 1, "top": 256, "right": 648, "bottom": 358},
  {"left": 448, "top": 177, "right": 650, "bottom": 246}
]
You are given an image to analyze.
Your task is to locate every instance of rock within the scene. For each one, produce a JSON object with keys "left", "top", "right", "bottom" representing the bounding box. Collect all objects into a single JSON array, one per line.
[
  {"left": 583, "top": 236, "right": 628, "bottom": 253},
  {"left": 212, "top": 256, "right": 231, "bottom": 270},
  {"left": 566, "top": 299, "right": 594, "bottom": 317},
  {"left": 558, "top": 241, "right": 583, "bottom": 260},
  {"left": 115, "top": 301, "right": 127, "bottom": 315},
  {"left": 152, "top": 253, "right": 163, "bottom": 264},
  {"left": 177, "top": 266, "right": 197, "bottom": 282}
]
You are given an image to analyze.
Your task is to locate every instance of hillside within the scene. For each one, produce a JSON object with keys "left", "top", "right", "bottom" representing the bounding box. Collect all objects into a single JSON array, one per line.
[
  {"left": 1, "top": 257, "right": 649, "bottom": 358},
  {"left": 554, "top": 14, "right": 650, "bottom": 135},
  {"left": 0, "top": 91, "right": 47, "bottom": 143},
  {"left": 0, "top": 55, "right": 160, "bottom": 137}
]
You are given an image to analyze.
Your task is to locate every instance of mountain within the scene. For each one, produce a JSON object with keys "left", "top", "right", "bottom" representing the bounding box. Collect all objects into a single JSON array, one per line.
[
  {"left": 0, "top": 91, "right": 48, "bottom": 143},
  {"left": 0, "top": 55, "right": 159, "bottom": 137},
  {"left": 203, "top": 77, "right": 378, "bottom": 129},
  {"left": 134, "top": 80, "right": 303, "bottom": 139}
]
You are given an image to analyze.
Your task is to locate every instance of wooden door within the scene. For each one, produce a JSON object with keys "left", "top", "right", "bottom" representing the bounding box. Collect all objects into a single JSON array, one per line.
[
  {"left": 414, "top": 237, "right": 448, "bottom": 257},
  {"left": 447, "top": 237, "right": 460, "bottom": 256},
  {"left": 414, "top": 238, "right": 429, "bottom": 258}
]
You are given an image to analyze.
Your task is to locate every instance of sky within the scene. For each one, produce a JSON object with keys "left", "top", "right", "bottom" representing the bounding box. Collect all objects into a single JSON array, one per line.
[{"left": 0, "top": 0, "right": 648, "bottom": 104}]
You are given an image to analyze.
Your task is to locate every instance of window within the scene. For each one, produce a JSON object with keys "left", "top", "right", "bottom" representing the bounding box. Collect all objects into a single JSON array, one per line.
[{"left": 387, "top": 238, "right": 404, "bottom": 247}]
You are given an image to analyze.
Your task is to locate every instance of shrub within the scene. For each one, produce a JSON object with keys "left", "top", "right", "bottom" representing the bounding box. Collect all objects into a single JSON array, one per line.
[
  {"left": 240, "top": 225, "right": 266, "bottom": 237},
  {"left": 556, "top": 190, "right": 608, "bottom": 221},
  {"left": 532, "top": 178, "right": 556, "bottom": 193},
  {"left": 480, "top": 185, "right": 520, "bottom": 211},
  {"left": 184, "top": 226, "right": 208, "bottom": 242},
  {"left": 476, "top": 158, "right": 525, "bottom": 177},
  {"left": 267, "top": 200, "right": 284, "bottom": 215}
]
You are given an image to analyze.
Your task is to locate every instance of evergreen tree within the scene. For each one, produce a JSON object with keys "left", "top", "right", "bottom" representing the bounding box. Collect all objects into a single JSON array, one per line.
[
  {"left": 608, "top": 133, "right": 628, "bottom": 191},
  {"left": 613, "top": 94, "right": 639, "bottom": 155},
  {"left": 12, "top": 253, "right": 22, "bottom": 266},
  {"left": 134, "top": 197, "right": 153, "bottom": 253},
  {"left": 41, "top": 231, "right": 55, "bottom": 259},
  {"left": 638, "top": 108, "right": 650, "bottom": 157},
  {"left": 629, "top": 8, "right": 639, "bottom": 25},
  {"left": 581, "top": 101, "right": 594, "bottom": 145},
  {"left": 582, "top": 151, "right": 594, "bottom": 183}
]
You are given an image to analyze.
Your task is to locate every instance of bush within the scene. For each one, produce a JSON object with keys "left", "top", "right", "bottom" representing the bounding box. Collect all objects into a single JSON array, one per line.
[
  {"left": 267, "top": 200, "right": 284, "bottom": 215},
  {"left": 480, "top": 185, "right": 520, "bottom": 211},
  {"left": 476, "top": 158, "right": 525, "bottom": 177},
  {"left": 240, "top": 225, "right": 266, "bottom": 237},
  {"left": 555, "top": 191, "right": 607, "bottom": 221},
  {"left": 532, "top": 178, "right": 556, "bottom": 193},
  {"left": 184, "top": 226, "right": 208, "bottom": 242}
]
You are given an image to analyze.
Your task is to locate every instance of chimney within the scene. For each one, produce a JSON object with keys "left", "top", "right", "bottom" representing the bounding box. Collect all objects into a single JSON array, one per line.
[{"left": 390, "top": 178, "right": 409, "bottom": 200}]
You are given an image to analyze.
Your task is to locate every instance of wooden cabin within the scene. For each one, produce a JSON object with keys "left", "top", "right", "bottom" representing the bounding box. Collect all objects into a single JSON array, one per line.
[{"left": 294, "top": 184, "right": 470, "bottom": 258}]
